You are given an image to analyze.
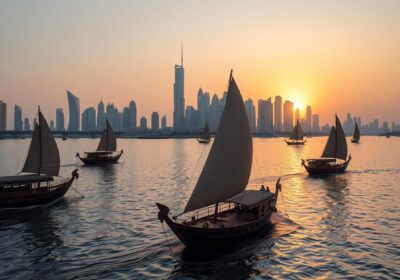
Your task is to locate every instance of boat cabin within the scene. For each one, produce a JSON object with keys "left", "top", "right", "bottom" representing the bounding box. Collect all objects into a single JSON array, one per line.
[
  {"left": 0, "top": 174, "right": 54, "bottom": 192},
  {"left": 178, "top": 190, "right": 276, "bottom": 229}
]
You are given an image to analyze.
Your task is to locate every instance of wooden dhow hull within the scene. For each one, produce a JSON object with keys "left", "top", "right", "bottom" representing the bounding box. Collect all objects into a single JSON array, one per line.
[
  {"left": 156, "top": 203, "right": 275, "bottom": 248},
  {"left": 302, "top": 158, "right": 350, "bottom": 175},
  {"left": 285, "top": 139, "right": 306, "bottom": 145},
  {"left": 351, "top": 139, "right": 359, "bottom": 143},
  {"left": 197, "top": 138, "right": 211, "bottom": 144},
  {"left": 0, "top": 169, "right": 78, "bottom": 208},
  {"left": 77, "top": 151, "right": 123, "bottom": 165}
]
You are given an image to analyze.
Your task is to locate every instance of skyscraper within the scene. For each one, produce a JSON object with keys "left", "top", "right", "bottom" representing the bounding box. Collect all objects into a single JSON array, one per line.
[
  {"left": 161, "top": 115, "right": 167, "bottom": 129},
  {"left": 140, "top": 116, "right": 147, "bottom": 129},
  {"left": 128, "top": 100, "right": 137, "bottom": 129},
  {"left": 258, "top": 98, "right": 273, "bottom": 133},
  {"left": 173, "top": 45, "right": 185, "bottom": 130},
  {"left": 56, "top": 108, "right": 64, "bottom": 131},
  {"left": 244, "top": 99, "right": 256, "bottom": 131},
  {"left": 295, "top": 108, "right": 300, "bottom": 122},
  {"left": 14, "top": 105, "right": 23, "bottom": 131},
  {"left": 185, "top": 106, "right": 197, "bottom": 127},
  {"left": 122, "top": 107, "right": 130, "bottom": 131},
  {"left": 67, "top": 90, "right": 80, "bottom": 131},
  {"left": 306, "top": 106, "right": 312, "bottom": 132},
  {"left": 0, "top": 100, "right": 6, "bottom": 131},
  {"left": 151, "top": 112, "right": 160, "bottom": 130},
  {"left": 209, "top": 94, "right": 223, "bottom": 131},
  {"left": 24, "top": 117, "right": 30, "bottom": 131},
  {"left": 283, "top": 100, "right": 294, "bottom": 132},
  {"left": 197, "top": 88, "right": 210, "bottom": 127},
  {"left": 312, "top": 114, "right": 320, "bottom": 133},
  {"left": 81, "top": 107, "right": 96, "bottom": 131},
  {"left": 274, "top": 96, "right": 282, "bottom": 132},
  {"left": 97, "top": 99, "right": 106, "bottom": 130},
  {"left": 50, "top": 120, "right": 55, "bottom": 131},
  {"left": 106, "top": 103, "right": 116, "bottom": 129}
]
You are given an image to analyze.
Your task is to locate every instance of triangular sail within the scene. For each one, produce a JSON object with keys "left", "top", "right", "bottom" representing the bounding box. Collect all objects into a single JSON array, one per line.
[
  {"left": 22, "top": 111, "right": 60, "bottom": 176},
  {"left": 353, "top": 123, "right": 360, "bottom": 141},
  {"left": 184, "top": 73, "right": 253, "bottom": 213},
  {"left": 201, "top": 122, "right": 210, "bottom": 140},
  {"left": 289, "top": 121, "right": 304, "bottom": 140},
  {"left": 321, "top": 126, "right": 336, "bottom": 158},
  {"left": 321, "top": 116, "right": 348, "bottom": 160},
  {"left": 97, "top": 120, "right": 117, "bottom": 151},
  {"left": 335, "top": 116, "right": 348, "bottom": 160}
]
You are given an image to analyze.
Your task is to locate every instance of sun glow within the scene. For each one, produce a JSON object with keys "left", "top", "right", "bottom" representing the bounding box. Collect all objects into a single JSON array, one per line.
[{"left": 294, "top": 101, "right": 303, "bottom": 111}]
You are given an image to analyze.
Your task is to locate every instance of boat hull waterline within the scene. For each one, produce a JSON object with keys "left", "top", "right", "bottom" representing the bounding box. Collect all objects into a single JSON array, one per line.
[
  {"left": 77, "top": 151, "right": 123, "bottom": 165},
  {"left": 0, "top": 169, "right": 79, "bottom": 208}
]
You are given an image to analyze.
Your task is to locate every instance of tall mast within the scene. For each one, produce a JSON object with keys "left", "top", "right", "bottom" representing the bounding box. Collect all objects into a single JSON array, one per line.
[
  {"left": 181, "top": 41, "right": 183, "bottom": 66},
  {"left": 38, "top": 106, "right": 42, "bottom": 175}
]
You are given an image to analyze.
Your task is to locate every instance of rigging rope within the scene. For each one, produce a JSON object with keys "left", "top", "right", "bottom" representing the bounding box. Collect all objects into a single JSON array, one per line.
[{"left": 161, "top": 222, "right": 173, "bottom": 254}]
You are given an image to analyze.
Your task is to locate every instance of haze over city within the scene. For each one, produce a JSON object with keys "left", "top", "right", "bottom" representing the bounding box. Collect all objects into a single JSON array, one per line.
[{"left": 1, "top": 0, "right": 400, "bottom": 127}]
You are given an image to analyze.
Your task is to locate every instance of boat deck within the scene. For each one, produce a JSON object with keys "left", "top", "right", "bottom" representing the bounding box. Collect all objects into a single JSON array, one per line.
[{"left": 182, "top": 208, "right": 262, "bottom": 229}]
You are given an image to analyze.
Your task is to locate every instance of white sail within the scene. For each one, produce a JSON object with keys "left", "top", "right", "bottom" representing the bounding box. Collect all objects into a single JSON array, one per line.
[
  {"left": 353, "top": 123, "right": 360, "bottom": 141},
  {"left": 97, "top": 119, "right": 117, "bottom": 151},
  {"left": 335, "top": 116, "right": 348, "bottom": 160},
  {"left": 321, "top": 116, "right": 348, "bottom": 160},
  {"left": 321, "top": 126, "right": 336, "bottom": 158},
  {"left": 22, "top": 111, "right": 60, "bottom": 176},
  {"left": 184, "top": 73, "right": 253, "bottom": 213}
]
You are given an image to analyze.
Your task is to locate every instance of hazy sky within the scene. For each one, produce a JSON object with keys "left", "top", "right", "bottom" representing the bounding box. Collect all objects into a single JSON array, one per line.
[{"left": 1, "top": 0, "right": 399, "bottom": 128}]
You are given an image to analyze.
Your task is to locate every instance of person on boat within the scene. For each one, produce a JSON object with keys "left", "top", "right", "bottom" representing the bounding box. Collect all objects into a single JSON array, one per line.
[
  {"left": 266, "top": 186, "right": 270, "bottom": 192},
  {"left": 260, "top": 185, "right": 266, "bottom": 191}
]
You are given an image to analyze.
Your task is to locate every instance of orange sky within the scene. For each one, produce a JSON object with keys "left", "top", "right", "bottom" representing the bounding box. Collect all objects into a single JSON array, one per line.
[{"left": 0, "top": 1, "right": 399, "bottom": 127}]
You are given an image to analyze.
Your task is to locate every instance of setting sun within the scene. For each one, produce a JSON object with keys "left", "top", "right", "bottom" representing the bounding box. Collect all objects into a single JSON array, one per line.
[{"left": 294, "top": 101, "right": 303, "bottom": 111}]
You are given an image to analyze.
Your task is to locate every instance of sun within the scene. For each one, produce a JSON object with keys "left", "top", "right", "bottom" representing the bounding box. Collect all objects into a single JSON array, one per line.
[{"left": 294, "top": 101, "right": 303, "bottom": 111}]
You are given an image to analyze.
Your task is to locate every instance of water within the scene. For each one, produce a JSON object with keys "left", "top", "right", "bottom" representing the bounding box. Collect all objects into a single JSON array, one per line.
[{"left": 0, "top": 137, "right": 399, "bottom": 279}]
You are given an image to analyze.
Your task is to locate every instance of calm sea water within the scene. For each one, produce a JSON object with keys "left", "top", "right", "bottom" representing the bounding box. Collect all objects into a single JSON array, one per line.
[{"left": 0, "top": 137, "right": 399, "bottom": 279}]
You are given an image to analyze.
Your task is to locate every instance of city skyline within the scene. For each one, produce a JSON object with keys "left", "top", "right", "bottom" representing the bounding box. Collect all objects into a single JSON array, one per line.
[{"left": 1, "top": 1, "right": 399, "bottom": 128}]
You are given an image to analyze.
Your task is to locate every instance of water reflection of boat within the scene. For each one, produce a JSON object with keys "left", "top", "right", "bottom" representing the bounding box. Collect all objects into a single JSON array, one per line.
[
  {"left": 76, "top": 119, "right": 123, "bottom": 164},
  {"left": 285, "top": 120, "right": 306, "bottom": 145},
  {"left": 197, "top": 122, "right": 211, "bottom": 144},
  {"left": 302, "top": 115, "right": 351, "bottom": 175},
  {"left": 0, "top": 109, "right": 78, "bottom": 208},
  {"left": 351, "top": 122, "right": 360, "bottom": 143},
  {"left": 156, "top": 71, "right": 281, "bottom": 248}
]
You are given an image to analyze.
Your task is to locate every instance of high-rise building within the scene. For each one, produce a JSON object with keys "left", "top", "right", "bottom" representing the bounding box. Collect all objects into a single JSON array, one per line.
[
  {"left": 185, "top": 106, "right": 197, "bottom": 127},
  {"left": 244, "top": 99, "right": 256, "bottom": 131},
  {"left": 305, "top": 106, "right": 312, "bottom": 132},
  {"left": 50, "top": 120, "right": 55, "bottom": 131},
  {"left": 209, "top": 94, "right": 223, "bottom": 131},
  {"left": 106, "top": 103, "right": 116, "bottom": 129},
  {"left": 116, "top": 111, "right": 123, "bottom": 131},
  {"left": 122, "top": 107, "right": 130, "bottom": 131},
  {"left": 67, "top": 90, "right": 80, "bottom": 131},
  {"left": 24, "top": 117, "right": 30, "bottom": 131},
  {"left": 81, "top": 107, "right": 96, "bottom": 131},
  {"left": 14, "top": 105, "right": 23, "bottom": 131},
  {"left": 128, "top": 100, "right": 137, "bottom": 129},
  {"left": 312, "top": 114, "right": 320, "bottom": 133},
  {"left": 161, "top": 115, "right": 167, "bottom": 129},
  {"left": 97, "top": 99, "right": 106, "bottom": 130},
  {"left": 173, "top": 46, "right": 185, "bottom": 130},
  {"left": 0, "top": 100, "right": 6, "bottom": 131},
  {"left": 56, "top": 108, "right": 64, "bottom": 131},
  {"left": 258, "top": 98, "right": 273, "bottom": 133},
  {"left": 295, "top": 108, "right": 300, "bottom": 122},
  {"left": 151, "top": 112, "right": 160, "bottom": 130},
  {"left": 274, "top": 96, "right": 282, "bottom": 132},
  {"left": 140, "top": 116, "right": 147, "bottom": 129},
  {"left": 197, "top": 88, "right": 210, "bottom": 127},
  {"left": 283, "top": 100, "right": 294, "bottom": 132}
]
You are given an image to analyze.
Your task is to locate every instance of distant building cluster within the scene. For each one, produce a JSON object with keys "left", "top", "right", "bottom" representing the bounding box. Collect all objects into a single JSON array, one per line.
[{"left": 0, "top": 49, "right": 398, "bottom": 136}]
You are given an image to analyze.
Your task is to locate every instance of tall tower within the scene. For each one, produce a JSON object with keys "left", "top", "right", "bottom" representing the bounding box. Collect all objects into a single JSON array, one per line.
[
  {"left": 283, "top": 100, "right": 294, "bottom": 132},
  {"left": 306, "top": 106, "right": 312, "bottom": 132},
  {"left": 97, "top": 99, "right": 105, "bottom": 130},
  {"left": 0, "top": 100, "right": 6, "bottom": 131},
  {"left": 274, "top": 96, "right": 282, "bottom": 133},
  {"left": 173, "top": 44, "right": 185, "bottom": 131},
  {"left": 67, "top": 90, "right": 80, "bottom": 131},
  {"left": 14, "top": 105, "right": 23, "bottom": 131}
]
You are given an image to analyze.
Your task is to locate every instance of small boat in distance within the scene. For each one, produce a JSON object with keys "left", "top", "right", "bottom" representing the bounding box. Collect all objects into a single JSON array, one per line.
[
  {"left": 197, "top": 122, "right": 211, "bottom": 144},
  {"left": 76, "top": 119, "right": 123, "bottom": 164},
  {"left": 62, "top": 129, "right": 67, "bottom": 141},
  {"left": 156, "top": 71, "right": 281, "bottom": 248},
  {"left": 285, "top": 120, "right": 306, "bottom": 145},
  {"left": 302, "top": 115, "right": 351, "bottom": 175},
  {"left": 351, "top": 122, "right": 360, "bottom": 143},
  {"left": 0, "top": 108, "right": 78, "bottom": 208}
]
